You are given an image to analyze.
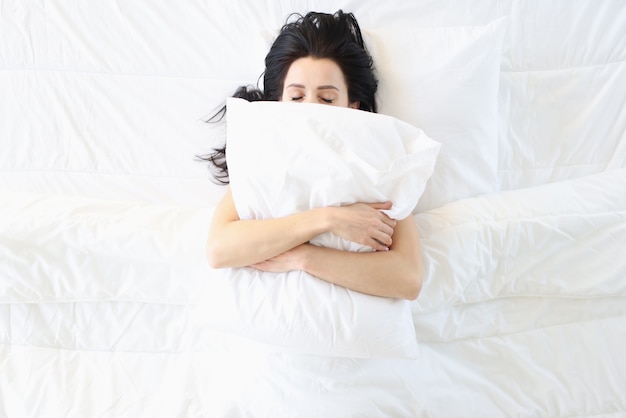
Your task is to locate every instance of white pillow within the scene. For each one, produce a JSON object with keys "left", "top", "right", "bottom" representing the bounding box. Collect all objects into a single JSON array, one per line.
[
  {"left": 204, "top": 98, "right": 440, "bottom": 358},
  {"left": 365, "top": 18, "right": 508, "bottom": 211},
  {"left": 227, "top": 98, "right": 440, "bottom": 227}
]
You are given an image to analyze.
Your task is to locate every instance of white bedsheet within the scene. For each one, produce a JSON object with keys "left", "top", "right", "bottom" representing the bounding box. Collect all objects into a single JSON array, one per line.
[{"left": 1, "top": 0, "right": 625, "bottom": 417}]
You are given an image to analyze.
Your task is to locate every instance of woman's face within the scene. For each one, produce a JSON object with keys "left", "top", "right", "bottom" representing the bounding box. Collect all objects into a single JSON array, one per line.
[{"left": 280, "top": 57, "right": 359, "bottom": 109}]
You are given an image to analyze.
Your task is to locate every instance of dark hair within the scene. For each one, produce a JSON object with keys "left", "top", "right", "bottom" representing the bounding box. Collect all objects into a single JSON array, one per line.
[
  {"left": 265, "top": 10, "right": 377, "bottom": 111},
  {"left": 200, "top": 85, "right": 262, "bottom": 185},
  {"left": 200, "top": 10, "right": 378, "bottom": 184}
]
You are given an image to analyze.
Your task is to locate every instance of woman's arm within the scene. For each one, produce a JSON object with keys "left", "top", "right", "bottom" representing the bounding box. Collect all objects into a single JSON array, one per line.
[
  {"left": 252, "top": 216, "right": 423, "bottom": 300},
  {"left": 206, "top": 187, "right": 396, "bottom": 268}
]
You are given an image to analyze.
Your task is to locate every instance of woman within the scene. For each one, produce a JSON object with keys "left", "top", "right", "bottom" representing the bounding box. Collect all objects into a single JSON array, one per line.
[{"left": 204, "top": 10, "right": 423, "bottom": 300}]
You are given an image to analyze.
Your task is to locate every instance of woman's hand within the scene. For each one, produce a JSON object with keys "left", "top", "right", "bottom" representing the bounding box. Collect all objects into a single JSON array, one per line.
[
  {"left": 250, "top": 214, "right": 424, "bottom": 300},
  {"left": 327, "top": 202, "right": 397, "bottom": 251},
  {"left": 207, "top": 188, "right": 397, "bottom": 268},
  {"left": 250, "top": 244, "right": 307, "bottom": 273}
]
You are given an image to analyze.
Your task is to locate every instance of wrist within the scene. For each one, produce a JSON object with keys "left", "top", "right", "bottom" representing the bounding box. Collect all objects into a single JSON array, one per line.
[
  {"left": 318, "top": 206, "right": 337, "bottom": 235},
  {"left": 297, "top": 243, "right": 315, "bottom": 272}
]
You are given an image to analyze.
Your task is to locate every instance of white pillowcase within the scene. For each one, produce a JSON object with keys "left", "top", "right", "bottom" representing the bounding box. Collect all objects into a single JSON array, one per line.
[
  {"left": 227, "top": 98, "right": 440, "bottom": 227},
  {"left": 365, "top": 18, "right": 508, "bottom": 211},
  {"left": 205, "top": 98, "right": 440, "bottom": 358}
]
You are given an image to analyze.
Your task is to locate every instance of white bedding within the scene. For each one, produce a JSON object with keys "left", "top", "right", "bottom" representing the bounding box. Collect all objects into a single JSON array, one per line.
[
  {"left": 2, "top": 170, "right": 624, "bottom": 416},
  {"left": 202, "top": 98, "right": 439, "bottom": 359},
  {"left": 1, "top": 1, "right": 625, "bottom": 417}
]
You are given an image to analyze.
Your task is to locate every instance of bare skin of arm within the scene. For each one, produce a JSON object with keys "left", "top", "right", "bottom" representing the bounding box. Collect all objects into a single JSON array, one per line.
[
  {"left": 206, "top": 187, "right": 423, "bottom": 300},
  {"left": 251, "top": 216, "right": 423, "bottom": 300}
]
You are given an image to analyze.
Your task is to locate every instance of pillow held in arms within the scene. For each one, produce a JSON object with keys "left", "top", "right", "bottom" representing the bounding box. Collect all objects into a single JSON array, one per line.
[
  {"left": 261, "top": 18, "right": 508, "bottom": 212},
  {"left": 205, "top": 98, "right": 440, "bottom": 358}
]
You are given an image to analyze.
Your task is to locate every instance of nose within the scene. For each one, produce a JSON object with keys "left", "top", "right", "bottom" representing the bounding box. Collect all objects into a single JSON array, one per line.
[{"left": 303, "top": 95, "right": 316, "bottom": 104}]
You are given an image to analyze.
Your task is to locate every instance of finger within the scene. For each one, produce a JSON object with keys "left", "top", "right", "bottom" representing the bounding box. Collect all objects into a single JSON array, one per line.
[
  {"left": 371, "top": 238, "right": 390, "bottom": 251},
  {"left": 251, "top": 260, "right": 271, "bottom": 269},
  {"left": 368, "top": 201, "right": 393, "bottom": 211},
  {"left": 372, "top": 225, "right": 393, "bottom": 245},
  {"left": 373, "top": 230, "right": 393, "bottom": 246},
  {"left": 379, "top": 216, "right": 397, "bottom": 231},
  {"left": 250, "top": 262, "right": 264, "bottom": 269}
]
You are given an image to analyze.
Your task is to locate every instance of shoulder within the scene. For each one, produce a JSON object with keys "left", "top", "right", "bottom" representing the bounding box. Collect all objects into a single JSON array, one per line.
[{"left": 212, "top": 187, "right": 240, "bottom": 223}]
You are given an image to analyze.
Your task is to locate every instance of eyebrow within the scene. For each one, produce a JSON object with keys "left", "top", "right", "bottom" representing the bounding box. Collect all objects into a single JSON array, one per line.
[{"left": 286, "top": 83, "right": 339, "bottom": 91}]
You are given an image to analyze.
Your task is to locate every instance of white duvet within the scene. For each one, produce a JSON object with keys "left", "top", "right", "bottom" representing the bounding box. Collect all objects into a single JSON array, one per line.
[
  {"left": 1, "top": 169, "right": 625, "bottom": 416},
  {"left": 1, "top": 0, "right": 625, "bottom": 417}
]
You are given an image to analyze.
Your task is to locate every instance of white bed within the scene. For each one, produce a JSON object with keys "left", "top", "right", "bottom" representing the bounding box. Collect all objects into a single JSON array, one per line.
[{"left": 1, "top": 1, "right": 625, "bottom": 417}]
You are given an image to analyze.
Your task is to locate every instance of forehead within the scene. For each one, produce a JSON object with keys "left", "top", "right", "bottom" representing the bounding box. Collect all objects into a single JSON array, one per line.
[{"left": 284, "top": 57, "right": 347, "bottom": 87}]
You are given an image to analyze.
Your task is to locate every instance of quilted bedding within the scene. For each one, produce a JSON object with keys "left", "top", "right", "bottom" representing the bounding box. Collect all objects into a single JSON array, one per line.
[
  {"left": 1, "top": 169, "right": 624, "bottom": 416},
  {"left": 1, "top": 1, "right": 625, "bottom": 417}
]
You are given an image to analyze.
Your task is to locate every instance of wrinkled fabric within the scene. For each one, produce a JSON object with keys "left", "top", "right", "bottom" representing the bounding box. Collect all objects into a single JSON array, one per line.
[{"left": 1, "top": 0, "right": 625, "bottom": 417}]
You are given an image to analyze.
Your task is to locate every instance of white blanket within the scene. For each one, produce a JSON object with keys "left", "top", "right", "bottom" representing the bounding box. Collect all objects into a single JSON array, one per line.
[
  {"left": 1, "top": 0, "right": 625, "bottom": 416},
  {"left": 1, "top": 169, "right": 624, "bottom": 416}
]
